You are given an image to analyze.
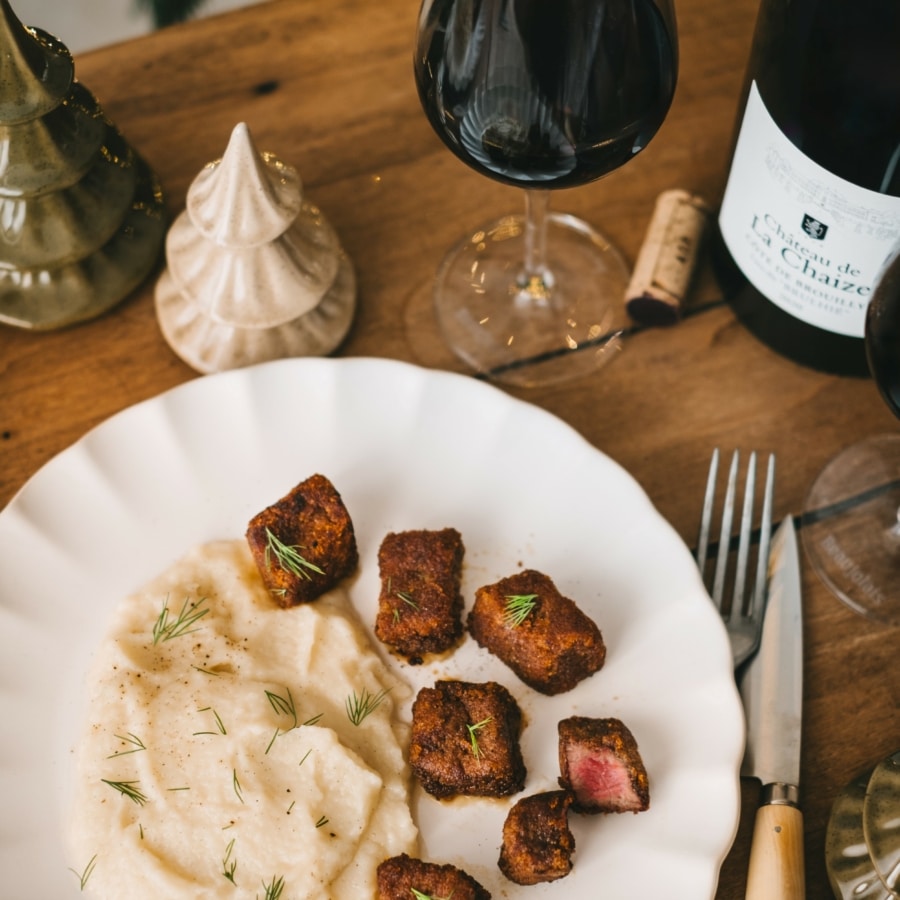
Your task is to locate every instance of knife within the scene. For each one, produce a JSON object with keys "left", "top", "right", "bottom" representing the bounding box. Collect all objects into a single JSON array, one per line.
[{"left": 739, "top": 515, "right": 805, "bottom": 899}]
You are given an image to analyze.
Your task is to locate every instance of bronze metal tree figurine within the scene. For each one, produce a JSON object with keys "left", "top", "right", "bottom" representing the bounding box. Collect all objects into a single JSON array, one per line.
[{"left": 0, "top": 0, "right": 166, "bottom": 330}]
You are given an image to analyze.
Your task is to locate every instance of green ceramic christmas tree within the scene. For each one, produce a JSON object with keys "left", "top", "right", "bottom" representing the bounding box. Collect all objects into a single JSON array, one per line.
[{"left": 0, "top": 0, "right": 166, "bottom": 330}]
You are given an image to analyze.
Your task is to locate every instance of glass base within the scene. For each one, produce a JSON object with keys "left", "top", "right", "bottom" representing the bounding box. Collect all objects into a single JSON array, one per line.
[
  {"left": 801, "top": 434, "right": 900, "bottom": 626},
  {"left": 433, "top": 212, "right": 629, "bottom": 388},
  {"left": 826, "top": 749, "right": 900, "bottom": 899}
]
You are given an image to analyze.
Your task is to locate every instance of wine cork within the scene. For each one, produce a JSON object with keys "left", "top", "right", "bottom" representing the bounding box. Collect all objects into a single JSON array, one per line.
[{"left": 625, "top": 189, "right": 710, "bottom": 326}]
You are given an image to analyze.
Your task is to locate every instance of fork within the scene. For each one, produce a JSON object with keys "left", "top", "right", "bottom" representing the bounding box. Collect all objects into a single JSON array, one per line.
[{"left": 696, "top": 448, "right": 776, "bottom": 668}]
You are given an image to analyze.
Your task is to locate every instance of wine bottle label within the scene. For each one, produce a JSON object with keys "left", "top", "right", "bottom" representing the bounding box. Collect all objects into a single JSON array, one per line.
[{"left": 719, "top": 82, "right": 900, "bottom": 337}]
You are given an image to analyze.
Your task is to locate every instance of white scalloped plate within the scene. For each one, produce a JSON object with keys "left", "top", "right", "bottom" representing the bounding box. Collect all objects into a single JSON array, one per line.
[{"left": 0, "top": 357, "right": 743, "bottom": 898}]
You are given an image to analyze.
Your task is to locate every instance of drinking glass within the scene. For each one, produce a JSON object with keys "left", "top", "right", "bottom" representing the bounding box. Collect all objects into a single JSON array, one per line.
[
  {"left": 801, "top": 245, "right": 900, "bottom": 626},
  {"left": 413, "top": 0, "right": 678, "bottom": 387}
]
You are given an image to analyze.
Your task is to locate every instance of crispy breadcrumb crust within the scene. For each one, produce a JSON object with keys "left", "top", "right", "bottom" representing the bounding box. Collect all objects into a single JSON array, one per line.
[
  {"left": 245, "top": 474, "right": 358, "bottom": 606},
  {"left": 499, "top": 790, "right": 575, "bottom": 885},
  {"left": 374, "top": 527, "right": 465, "bottom": 664},
  {"left": 376, "top": 854, "right": 491, "bottom": 899},
  {"left": 409, "top": 679, "right": 526, "bottom": 799},
  {"left": 468, "top": 569, "right": 605, "bottom": 695}
]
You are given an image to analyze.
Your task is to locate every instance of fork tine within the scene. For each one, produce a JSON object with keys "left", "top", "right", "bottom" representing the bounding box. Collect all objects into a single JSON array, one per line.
[
  {"left": 712, "top": 450, "right": 739, "bottom": 606},
  {"left": 731, "top": 451, "right": 757, "bottom": 613},
  {"left": 696, "top": 447, "right": 719, "bottom": 574},
  {"left": 696, "top": 448, "right": 777, "bottom": 669},
  {"left": 751, "top": 454, "right": 777, "bottom": 613}
]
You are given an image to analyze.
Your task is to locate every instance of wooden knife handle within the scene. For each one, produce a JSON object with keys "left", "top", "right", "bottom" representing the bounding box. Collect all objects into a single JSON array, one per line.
[{"left": 745, "top": 800, "right": 805, "bottom": 900}]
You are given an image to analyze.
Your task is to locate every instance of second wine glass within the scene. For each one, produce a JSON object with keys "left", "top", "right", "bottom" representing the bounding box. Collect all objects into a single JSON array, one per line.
[
  {"left": 414, "top": 0, "right": 678, "bottom": 387},
  {"left": 801, "top": 244, "right": 900, "bottom": 627}
]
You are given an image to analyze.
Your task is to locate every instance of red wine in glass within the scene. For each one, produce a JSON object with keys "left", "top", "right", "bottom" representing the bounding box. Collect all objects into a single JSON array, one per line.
[{"left": 413, "top": 0, "right": 678, "bottom": 386}]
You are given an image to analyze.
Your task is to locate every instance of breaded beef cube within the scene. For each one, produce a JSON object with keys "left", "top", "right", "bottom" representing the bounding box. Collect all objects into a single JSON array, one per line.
[
  {"left": 498, "top": 790, "right": 575, "bottom": 885},
  {"left": 558, "top": 716, "right": 650, "bottom": 814},
  {"left": 467, "top": 569, "right": 605, "bottom": 695},
  {"left": 374, "top": 527, "right": 465, "bottom": 664},
  {"left": 409, "top": 679, "right": 526, "bottom": 799},
  {"left": 377, "top": 854, "right": 491, "bottom": 900},
  {"left": 245, "top": 474, "right": 358, "bottom": 607}
]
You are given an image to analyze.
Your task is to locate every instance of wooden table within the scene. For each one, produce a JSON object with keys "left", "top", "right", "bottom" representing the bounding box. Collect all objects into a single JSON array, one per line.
[{"left": 1, "top": 0, "right": 897, "bottom": 897}]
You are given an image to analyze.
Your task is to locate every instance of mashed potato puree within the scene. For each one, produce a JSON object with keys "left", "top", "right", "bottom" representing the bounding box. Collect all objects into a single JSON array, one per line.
[{"left": 67, "top": 540, "right": 417, "bottom": 898}]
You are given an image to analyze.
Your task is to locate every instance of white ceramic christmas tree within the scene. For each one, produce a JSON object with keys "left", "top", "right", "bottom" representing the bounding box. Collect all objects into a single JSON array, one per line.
[{"left": 155, "top": 122, "right": 356, "bottom": 373}]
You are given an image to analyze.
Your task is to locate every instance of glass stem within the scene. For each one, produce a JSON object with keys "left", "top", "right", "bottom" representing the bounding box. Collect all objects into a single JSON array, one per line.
[{"left": 520, "top": 189, "right": 553, "bottom": 293}]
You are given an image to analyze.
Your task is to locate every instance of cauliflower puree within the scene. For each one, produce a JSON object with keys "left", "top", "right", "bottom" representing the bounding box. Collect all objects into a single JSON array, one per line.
[{"left": 67, "top": 540, "right": 417, "bottom": 898}]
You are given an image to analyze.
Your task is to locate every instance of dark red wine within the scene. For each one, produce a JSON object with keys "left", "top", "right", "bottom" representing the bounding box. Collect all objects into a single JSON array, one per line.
[
  {"left": 413, "top": 0, "right": 677, "bottom": 190},
  {"left": 866, "top": 248, "right": 900, "bottom": 418},
  {"left": 714, "top": 0, "right": 900, "bottom": 377}
]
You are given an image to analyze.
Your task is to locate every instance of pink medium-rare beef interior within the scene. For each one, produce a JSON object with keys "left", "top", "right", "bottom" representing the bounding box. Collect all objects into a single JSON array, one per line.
[
  {"left": 564, "top": 742, "right": 643, "bottom": 812},
  {"left": 557, "top": 716, "right": 650, "bottom": 814}
]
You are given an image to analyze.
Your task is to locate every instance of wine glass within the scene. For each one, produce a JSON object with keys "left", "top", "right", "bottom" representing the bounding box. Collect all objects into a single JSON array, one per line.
[
  {"left": 801, "top": 244, "right": 900, "bottom": 627},
  {"left": 413, "top": 0, "right": 678, "bottom": 387}
]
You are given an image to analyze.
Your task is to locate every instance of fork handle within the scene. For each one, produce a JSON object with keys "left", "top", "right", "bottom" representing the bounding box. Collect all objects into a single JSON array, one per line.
[{"left": 745, "top": 786, "right": 805, "bottom": 900}]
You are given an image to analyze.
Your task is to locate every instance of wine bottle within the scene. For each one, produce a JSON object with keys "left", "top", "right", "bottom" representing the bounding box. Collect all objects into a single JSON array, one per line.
[{"left": 714, "top": 0, "right": 900, "bottom": 376}]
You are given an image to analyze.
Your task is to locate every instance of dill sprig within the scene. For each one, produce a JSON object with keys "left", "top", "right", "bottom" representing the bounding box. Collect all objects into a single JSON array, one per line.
[
  {"left": 265, "top": 687, "right": 308, "bottom": 753},
  {"left": 259, "top": 874, "right": 286, "bottom": 899},
  {"left": 102, "top": 779, "right": 148, "bottom": 806},
  {"left": 345, "top": 686, "right": 390, "bottom": 726},
  {"left": 264, "top": 528, "right": 324, "bottom": 581},
  {"left": 152, "top": 594, "right": 209, "bottom": 644},
  {"left": 392, "top": 589, "right": 419, "bottom": 623},
  {"left": 194, "top": 706, "right": 227, "bottom": 736},
  {"left": 68, "top": 854, "right": 98, "bottom": 891},
  {"left": 192, "top": 665, "right": 221, "bottom": 676},
  {"left": 107, "top": 732, "right": 146, "bottom": 758},
  {"left": 265, "top": 688, "right": 298, "bottom": 728},
  {"left": 396, "top": 590, "right": 419, "bottom": 610},
  {"left": 315, "top": 814, "right": 329, "bottom": 828},
  {"left": 222, "top": 838, "right": 237, "bottom": 885},
  {"left": 232, "top": 769, "right": 244, "bottom": 804},
  {"left": 466, "top": 716, "right": 493, "bottom": 759},
  {"left": 503, "top": 593, "right": 538, "bottom": 627},
  {"left": 411, "top": 890, "right": 455, "bottom": 900},
  {"left": 391, "top": 589, "right": 419, "bottom": 623}
]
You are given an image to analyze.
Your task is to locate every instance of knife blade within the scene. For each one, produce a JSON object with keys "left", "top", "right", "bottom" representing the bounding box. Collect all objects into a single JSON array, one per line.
[{"left": 739, "top": 515, "right": 805, "bottom": 899}]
